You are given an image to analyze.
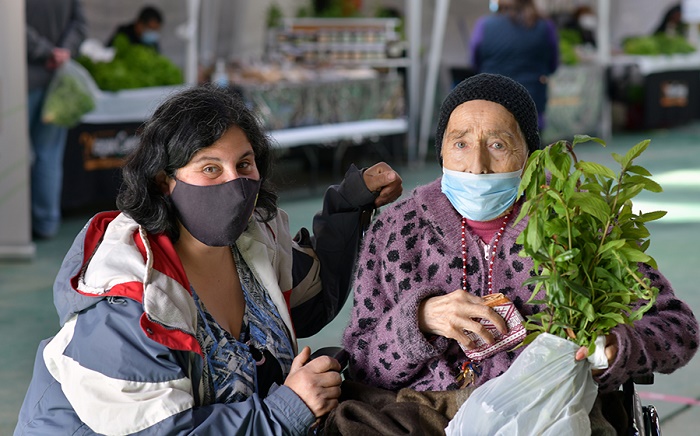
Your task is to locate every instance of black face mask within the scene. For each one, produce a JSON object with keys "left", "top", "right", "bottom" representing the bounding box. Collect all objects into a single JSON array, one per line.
[{"left": 170, "top": 177, "right": 261, "bottom": 246}]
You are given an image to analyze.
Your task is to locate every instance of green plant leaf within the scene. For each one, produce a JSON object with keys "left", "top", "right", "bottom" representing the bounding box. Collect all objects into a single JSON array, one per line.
[
  {"left": 562, "top": 278, "right": 592, "bottom": 299},
  {"left": 519, "top": 151, "right": 541, "bottom": 196},
  {"left": 623, "top": 139, "right": 651, "bottom": 167},
  {"left": 618, "top": 246, "right": 652, "bottom": 264},
  {"left": 572, "top": 135, "right": 606, "bottom": 147},
  {"left": 599, "top": 239, "right": 626, "bottom": 254},
  {"left": 576, "top": 161, "right": 617, "bottom": 180},
  {"left": 625, "top": 175, "right": 663, "bottom": 193},
  {"left": 616, "top": 184, "right": 645, "bottom": 207},
  {"left": 570, "top": 192, "right": 611, "bottom": 223},
  {"left": 579, "top": 183, "right": 604, "bottom": 194},
  {"left": 627, "top": 165, "right": 652, "bottom": 176},
  {"left": 600, "top": 312, "right": 626, "bottom": 324},
  {"left": 636, "top": 210, "right": 667, "bottom": 223},
  {"left": 612, "top": 152, "right": 624, "bottom": 165},
  {"left": 544, "top": 147, "right": 566, "bottom": 180}
]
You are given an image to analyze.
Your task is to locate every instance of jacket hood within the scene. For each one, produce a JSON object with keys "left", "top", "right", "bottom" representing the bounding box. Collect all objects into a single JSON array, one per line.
[
  {"left": 54, "top": 212, "right": 119, "bottom": 326},
  {"left": 53, "top": 212, "right": 200, "bottom": 354}
]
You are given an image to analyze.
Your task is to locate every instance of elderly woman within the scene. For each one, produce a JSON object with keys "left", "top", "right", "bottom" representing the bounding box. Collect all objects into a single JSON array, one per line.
[
  {"left": 343, "top": 73, "right": 699, "bottom": 397},
  {"left": 15, "top": 85, "right": 402, "bottom": 435}
]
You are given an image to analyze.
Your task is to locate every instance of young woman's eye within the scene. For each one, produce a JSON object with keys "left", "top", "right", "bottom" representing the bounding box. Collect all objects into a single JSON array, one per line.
[
  {"left": 238, "top": 161, "right": 252, "bottom": 171},
  {"left": 202, "top": 165, "right": 219, "bottom": 174}
]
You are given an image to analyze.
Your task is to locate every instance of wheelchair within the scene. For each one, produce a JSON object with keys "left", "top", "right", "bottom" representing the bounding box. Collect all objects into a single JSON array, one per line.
[
  {"left": 311, "top": 347, "right": 662, "bottom": 436},
  {"left": 624, "top": 375, "right": 661, "bottom": 436}
]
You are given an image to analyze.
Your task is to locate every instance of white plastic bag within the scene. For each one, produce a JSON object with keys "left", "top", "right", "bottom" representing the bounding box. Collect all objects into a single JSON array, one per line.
[
  {"left": 41, "top": 59, "right": 99, "bottom": 127},
  {"left": 446, "top": 333, "right": 606, "bottom": 436}
]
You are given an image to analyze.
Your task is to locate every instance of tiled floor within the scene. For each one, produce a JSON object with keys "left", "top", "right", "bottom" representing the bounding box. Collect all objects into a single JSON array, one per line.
[{"left": 2, "top": 126, "right": 700, "bottom": 434}]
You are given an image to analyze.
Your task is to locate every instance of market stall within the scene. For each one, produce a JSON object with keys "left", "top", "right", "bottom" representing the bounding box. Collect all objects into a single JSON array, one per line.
[
  {"left": 62, "top": 14, "right": 411, "bottom": 211},
  {"left": 607, "top": 52, "right": 700, "bottom": 131}
]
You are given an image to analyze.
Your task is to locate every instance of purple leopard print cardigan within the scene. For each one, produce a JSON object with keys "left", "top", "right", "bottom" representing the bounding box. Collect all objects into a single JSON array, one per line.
[{"left": 343, "top": 177, "right": 699, "bottom": 393}]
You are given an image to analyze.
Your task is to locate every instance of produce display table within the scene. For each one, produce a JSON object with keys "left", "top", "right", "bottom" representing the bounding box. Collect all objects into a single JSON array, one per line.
[{"left": 607, "top": 54, "right": 700, "bottom": 130}]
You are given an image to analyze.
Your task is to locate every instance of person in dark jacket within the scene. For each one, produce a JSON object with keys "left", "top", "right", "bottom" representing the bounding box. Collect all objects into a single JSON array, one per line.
[
  {"left": 654, "top": 3, "right": 686, "bottom": 37},
  {"left": 14, "top": 84, "right": 402, "bottom": 435},
  {"left": 469, "top": 0, "right": 559, "bottom": 131},
  {"left": 107, "top": 5, "right": 163, "bottom": 52},
  {"left": 26, "top": 0, "right": 87, "bottom": 239}
]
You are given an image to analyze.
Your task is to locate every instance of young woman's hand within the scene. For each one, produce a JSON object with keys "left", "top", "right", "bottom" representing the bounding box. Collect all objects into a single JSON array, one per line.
[{"left": 284, "top": 346, "right": 343, "bottom": 417}]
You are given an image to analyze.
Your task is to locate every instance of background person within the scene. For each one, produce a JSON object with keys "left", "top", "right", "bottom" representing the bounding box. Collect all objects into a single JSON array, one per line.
[
  {"left": 654, "top": 3, "right": 685, "bottom": 36},
  {"left": 563, "top": 5, "right": 598, "bottom": 47},
  {"left": 341, "top": 73, "right": 698, "bottom": 431},
  {"left": 14, "top": 85, "right": 402, "bottom": 435},
  {"left": 107, "top": 5, "right": 163, "bottom": 52},
  {"left": 25, "top": 0, "right": 87, "bottom": 240},
  {"left": 469, "top": 0, "right": 559, "bottom": 131}
]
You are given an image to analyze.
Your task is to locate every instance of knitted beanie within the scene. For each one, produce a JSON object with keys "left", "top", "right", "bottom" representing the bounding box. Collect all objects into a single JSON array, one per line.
[{"left": 434, "top": 73, "right": 540, "bottom": 164}]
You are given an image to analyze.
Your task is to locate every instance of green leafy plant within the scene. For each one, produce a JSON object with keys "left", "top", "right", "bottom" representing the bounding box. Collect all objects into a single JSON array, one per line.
[
  {"left": 623, "top": 34, "right": 696, "bottom": 55},
  {"left": 42, "top": 63, "right": 96, "bottom": 127},
  {"left": 514, "top": 136, "right": 664, "bottom": 353},
  {"left": 267, "top": 3, "right": 284, "bottom": 28},
  {"left": 558, "top": 28, "right": 581, "bottom": 66},
  {"left": 77, "top": 34, "right": 183, "bottom": 91}
]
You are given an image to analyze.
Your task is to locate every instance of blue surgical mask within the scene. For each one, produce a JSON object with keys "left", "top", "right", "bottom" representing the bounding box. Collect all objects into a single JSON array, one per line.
[
  {"left": 441, "top": 167, "right": 522, "bottom": 221},
  {"left": 141, "top": 30, "right": 160, "bottom": 45}
]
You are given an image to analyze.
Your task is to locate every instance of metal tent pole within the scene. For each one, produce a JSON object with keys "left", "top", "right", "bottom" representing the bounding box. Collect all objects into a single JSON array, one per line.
[
  {"left": 406, "top": 0, "right": 422, "bottom": 164},
  {"left": 417, "top": 0, "right": 450, "bottom": 164},
  {"left": 597, "top": 0, "right": 612, "bottom": 141}
]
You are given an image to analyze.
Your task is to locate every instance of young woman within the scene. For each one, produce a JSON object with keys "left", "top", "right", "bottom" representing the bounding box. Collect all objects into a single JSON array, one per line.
[{"left": 15, "top": 84, "right": 402, "bottom": 435}]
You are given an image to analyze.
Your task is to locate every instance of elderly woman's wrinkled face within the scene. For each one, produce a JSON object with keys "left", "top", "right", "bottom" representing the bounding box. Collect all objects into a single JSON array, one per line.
[{"left": 441, "top": 100, "right": 528, "bottom": 174}]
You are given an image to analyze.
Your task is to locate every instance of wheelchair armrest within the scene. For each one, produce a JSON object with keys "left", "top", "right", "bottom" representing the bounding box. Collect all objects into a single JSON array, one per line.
[
  {"left": 622, "top": 373, "right": 658, "bottom": 436},
  {"left": 631, "top": 374, "right": 655, "bottom": 385}
]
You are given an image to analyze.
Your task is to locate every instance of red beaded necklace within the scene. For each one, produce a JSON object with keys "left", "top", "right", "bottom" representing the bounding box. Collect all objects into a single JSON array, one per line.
[{"left": 460, "top": 214, "right": 510, "bottom": 294}]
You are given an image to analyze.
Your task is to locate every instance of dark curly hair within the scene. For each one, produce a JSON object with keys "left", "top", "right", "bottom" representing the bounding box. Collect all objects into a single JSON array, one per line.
[{"left": 116, "top": 84, "right": 278, "bottom": 241}]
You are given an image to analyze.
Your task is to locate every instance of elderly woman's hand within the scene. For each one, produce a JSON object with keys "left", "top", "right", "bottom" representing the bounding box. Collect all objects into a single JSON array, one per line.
[
  {"left": 362, "top": 162, "right": 403, "bottom": 207},
  {"left": 284, "top": 346, "right": 343, "bottom": 417},
  {"left": 574, "top": 334, "right": 619, "bottom": 376},
  {"left": 417, "top": 291, "right": 508, "bottom": 347}
]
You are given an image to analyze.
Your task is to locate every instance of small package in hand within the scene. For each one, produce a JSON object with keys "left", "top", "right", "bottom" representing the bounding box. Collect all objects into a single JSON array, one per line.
[{"left": 460, "top": 293, "right": 526, "bottom": 361}]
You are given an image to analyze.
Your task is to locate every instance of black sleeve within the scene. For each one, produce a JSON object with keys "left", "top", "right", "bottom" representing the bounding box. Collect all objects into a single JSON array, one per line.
[{"left": 290, "top": 164, "right": 377, "bottom": 338}]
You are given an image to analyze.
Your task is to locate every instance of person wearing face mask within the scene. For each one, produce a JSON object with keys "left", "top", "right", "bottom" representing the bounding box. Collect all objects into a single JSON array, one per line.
[
  {"left": 340, "top": 73, "right": 698, "bottom": 432},
  {"left": 14, "top": 85, "right": 403, "bottom": 435},
  {"left": 564, "top": 5, "right": 598, "bottom": 47},
  {"left": 107, "top": 5, "right": 163, "bottom": 52}
]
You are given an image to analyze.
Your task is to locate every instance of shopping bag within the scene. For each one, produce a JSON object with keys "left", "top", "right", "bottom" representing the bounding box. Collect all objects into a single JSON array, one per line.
[
  {"left": 446, "top": 333, "right": 606, "bottom": 436},
  {"left": 41, "top": 59, "right": 98, "bottom": 128}
]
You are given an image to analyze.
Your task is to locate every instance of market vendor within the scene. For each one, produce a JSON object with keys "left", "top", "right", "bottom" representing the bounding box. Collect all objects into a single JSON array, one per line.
[
  {"left": 107, "top": 5, "right": 163, "bottom": 52},
  {"left": 342, "top": 73, "right": 698, "bottom": 406}
]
